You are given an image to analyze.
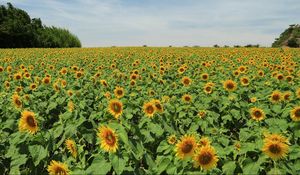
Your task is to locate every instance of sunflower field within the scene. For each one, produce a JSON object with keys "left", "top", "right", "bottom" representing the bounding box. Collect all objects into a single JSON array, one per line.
[{"left": 0, "top": 47, "right": 300, "bottom": 175}]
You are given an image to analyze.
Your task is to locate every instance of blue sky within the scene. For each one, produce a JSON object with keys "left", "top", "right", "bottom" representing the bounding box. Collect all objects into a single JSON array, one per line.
[{"left": 1, "top": 0, "right": 299, "bottom": 47}]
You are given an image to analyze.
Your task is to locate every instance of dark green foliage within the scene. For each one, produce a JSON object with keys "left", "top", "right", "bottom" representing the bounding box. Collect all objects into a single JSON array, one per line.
[
  {"left": 287, "top": 38, "right": 299, "bottom": 48},
  {"left": 0, "top": 3, "right": 81, "bottom": 48},
  {"left": 272, "top": 24, "right": 300, "bottom": 48}
]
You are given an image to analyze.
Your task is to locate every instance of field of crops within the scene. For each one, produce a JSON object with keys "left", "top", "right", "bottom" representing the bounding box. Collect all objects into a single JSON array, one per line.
[{"left": 0, "top": 47, "right": 299, "bottom": 175}]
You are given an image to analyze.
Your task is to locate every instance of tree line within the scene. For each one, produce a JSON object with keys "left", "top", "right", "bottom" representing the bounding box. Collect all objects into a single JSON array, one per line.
[{"left": 0, "top": 3, "right": 81, "bottom": 48}]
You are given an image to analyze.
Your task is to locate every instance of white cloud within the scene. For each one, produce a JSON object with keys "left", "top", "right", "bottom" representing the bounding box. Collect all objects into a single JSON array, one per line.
[{"left": 1, "top": 0, "right": 299, "bottom": 47}]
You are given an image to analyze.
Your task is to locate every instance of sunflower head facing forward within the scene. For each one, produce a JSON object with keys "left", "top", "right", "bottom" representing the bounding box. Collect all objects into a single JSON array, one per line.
[
  {"left": 108, "top": 99, "right": 123, "bottom": 119},
  {"left": 47, "top": 160, "right": 70, "bottom": 175},
  {"left": 193, "top": 145, "right": 219, "bottom": 170},
  {"left": 18, "top": 110, "right": 38, "bottom": 134},
  {"left": 175, "top": 135, "right": 197, "bottom": 159},
  {"left": 97, "top": 126, "right": 119, "bottom": 153}
]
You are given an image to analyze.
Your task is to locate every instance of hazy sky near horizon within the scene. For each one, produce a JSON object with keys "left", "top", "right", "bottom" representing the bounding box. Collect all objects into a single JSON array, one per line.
[{"left": 1, "top": 0, "right": 299, "bottom": 47}]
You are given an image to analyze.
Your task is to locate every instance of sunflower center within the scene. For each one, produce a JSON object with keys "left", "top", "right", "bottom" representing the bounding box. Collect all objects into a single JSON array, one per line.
[
  {"left": 272, "top": 94, "right": 280, "bottom": 101},
  {"left": 203, "top": 75, "right": 208, "bottom": 79},
  {"left": 117, "top": 90, "right": 123, "bottom": 95},
  {"left": 181, "top": 142, "right": 193, "bottom": 154},
  {"left": 205, "top": 86, "right": 211, "bottom": 92},
  {"left": 146, "top": 105, "right": 154, "bottom": 114},
  {"left": 199, "top": 152, "right": 213, "bottom": 165},
  {"left": 184, "top": 79, "right": 190, "bottom": 84},
  {"left": 113, "top": 103, "right": 121, "bottom": 113},
  {"left": 105, "top": 133, "right": 116, "bottom": 145},
  {"left": 54, "top": 166, "right": 67, "bottom": 175},
  {"left": 242, "top": 79, "right": 248, "bottom": 84},
  {"left": 269, "top": 144, "right": 281, "bottom": 154},
  {"left": 26, "top": 116, "right": 36, "bottom": 127},
  {"left": 254, "top": 110, "right": 262, "bottom": 118},
  {"left": 295, "top": 109, "right": 300, "bottom": 117},
  {"left": 15, "top": 99, "right": 22, "bottom": 106},
  {"left": 284, "top": 94, "right": 290, "bottom": 100},
  {"left": 155, "top": 103, "right": 162, "bottom": 110},
  {"left": 226, "top": 83, "right": 234, "bottom": 89},
  {"left": 185, "top": 96, "right": 191, "bottom": 101}
]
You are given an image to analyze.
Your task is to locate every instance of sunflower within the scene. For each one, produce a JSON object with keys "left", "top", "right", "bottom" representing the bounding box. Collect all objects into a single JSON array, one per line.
[
  {"left": 270, "top": 90, "right": 282, "bottom": 103},
  {"left": 30, "top": 83, "right": 37, "bottom": 90},
  {"left": 152, "top": 99, "right": 164, "bottom": 113},
  {"left": 23, "top": 94, "right": 30, "bottom": 101},
  {"left": 238, "top": 66, "right": 247, "bottom": 73},
  {"left": 14, "top": 72, "right": 22, "bottom": 80},
  {"left": 175, "top": 135, "right": 197, "bottom": 159},
  {"left": 61, "top": 79, "right": 67, "bottom": 88},
  {"left": 4, "top": 81, "right": 10, "bottom": 89},
  {"left": 67, "top": 101, "right": 74, "bottom": 112},
  {"left": 234, "top": 142, "right": 241, "bottom": 151},
  {"left": 276, "top": 74, "right": 284, "bottom": 81},
  {"left": 42, "top": 77, "right": 51, "bottom": 84},
  {"left": 290, "top": 106, "right": 300, "bottom": 121},
  {"left": 262, "top": 140, "right": 288, "bottom": 160},
  {"left": 67, "top": 90, "right": 73, "bottom": 97},
  {"left": 6, "top": 65, "right": 12, "bottom": 73},
  {"left": 65, "top": 139, "right": 77, "bottom": 158},
  {"left": 18, "top": 110, "right": 38, "bottom": 134},
  {"left": 181, "top": 76, "right": 192, "bottom": 86},
  {"left": 258, "top": 70, "right": 264, "bottom": 77},
  {"left": 23, "top": 72, "right": 31, "bottom": 79},
  {"left": 178, "top": 67, "right": 185, "bottom": 74},
  {"left": 223, "top": 80, "right": 237, "bottom": 92},
  {"left": 12, "top": 94, "right": 22, "bottom": 108},
  {"left": 286, "top": 75, "right": 293, "bottom": 82},
  {"left": 130, "top": 80, "right": 136, "bottom": 86},
  {"left": 193, "top": 145, "right": 219, "bottom": 170},
  {"left": 249, "top": 107, "right": 265, "bottom": 121},
  {"left": 104, "top": 91, "right": 111, "bottom": 99},
  {"left": 201, "top": 73, "right": 209, "bottom": 81},
  {"left": 198, "top": 110, "right": 206, "bottom": 118},
  {"left": 167, "top": 135, "right": 177, "bottom": 145},
  {"left": 53, "top": 82, "right": 60, "bottom": 92},
  {"left": 143, "top": 101, "right": 156, "bottom": 118},
  {"left": 75, "top": 71, "right": 83, "bottom": 79},
  {"left": 283, "top": 91, "right": 292, "bottom": 101},
  {"left": 182, "top": 94, "right": 192, "bottom": 103},
  {"left": 250, "top": 97, "right": 257, "bottom": 103},
  {"left": 114, "top": 86, "right": 124, "bottom": 98},
  {"left": 108, "top": 99, "right": 123, "bottom": 119},
  {"left": 97, "top": 126, "right": 118, "bottom": 152},
  {"left": 203, "top": 84, "right": 213, "bottom": 94},
  {"left": 100, "top": 80, "right": 108, "bottom": 87},
  {"left": 15, "top": 86, "right": 23, "bottom": 93},
  {"left": 264, "top": 133, "right": 289, "bottom": 144},
  {"left": 198, "top": 137, "right": 211, "bottom": 147},
  {"left": 47, "top": 160, "right": 70, "bottom": 175},
  {"left": 240, "top": 77, "right": 250, "bottom": 86},
  {"left": 60, "top": 67, "right": 68, "bottom": 75}
]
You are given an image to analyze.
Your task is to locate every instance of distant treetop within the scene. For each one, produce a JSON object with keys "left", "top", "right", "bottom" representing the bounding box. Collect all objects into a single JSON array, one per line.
[
  {"left": 272, "top": 24, "right": 300, "bottom": 48},
  {"left": 0, "top": 3, "right": 81, "bottom": 48}
]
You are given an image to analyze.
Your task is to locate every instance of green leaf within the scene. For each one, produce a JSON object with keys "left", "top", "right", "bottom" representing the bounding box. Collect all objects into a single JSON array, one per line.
[
  {"left": 149, "top": 123, "right": 164, "bottom": 137},
  {"left": 47, "top": 102, "right": 57, "bottom": 113},
  {"left": 28, "top": 145, "right": 47, "bottom": 166},
  {"left": 86, "top": 157, "right": 111, "bottom": 175},
  {"left": 156, "top": 158, "right": 170, "bottom": 174},
  {"left": 243, "top": 162, "right": 260, "bottom": 174},
  {"left": 222, "top": 161, "right": 236, "bottom": 175},
  {"left": 10, "top": 154, "right": 27, "bottom": 169},
  {"left": 111, "top": 155, "right": 126, "bottom": 175}
]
